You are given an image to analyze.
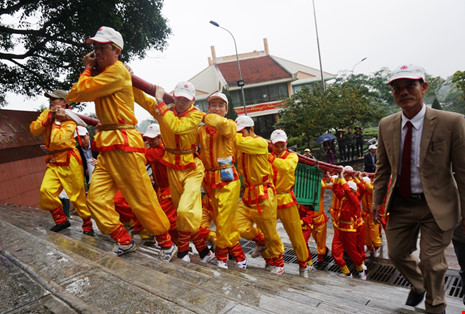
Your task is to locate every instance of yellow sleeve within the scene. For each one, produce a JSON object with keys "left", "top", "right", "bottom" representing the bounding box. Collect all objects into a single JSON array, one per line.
[
  {"left": 235, "top": 134, "right": 268, "bottom": 154},
  {"left": 50, "top": 120, "right": 77, "bottom": 145},
  {"left": 271, "top": 152, "right": 298, "bottom": 172},
  {"left": 132, "top": 87, "right": 161, "bottom": 120},
  {"left": 364, "top": 181, "right": 373, "bottom": 192},
  {"left": 159, "top": 107, "right": 204, "bottom": 135},
  {"left": 29, "top": 110, "right": 51, "bottom": 136},
  {"left": 204, "top": 114, "right": 236, "bottom": 138},
  {"left": 67, "top": 62, "right": 127, "bottom": 102}
]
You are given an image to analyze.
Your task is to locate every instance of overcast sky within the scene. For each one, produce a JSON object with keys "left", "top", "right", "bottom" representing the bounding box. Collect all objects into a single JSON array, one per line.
[{"left": 5, "top": 0, "right": 465, "bottom": 122}]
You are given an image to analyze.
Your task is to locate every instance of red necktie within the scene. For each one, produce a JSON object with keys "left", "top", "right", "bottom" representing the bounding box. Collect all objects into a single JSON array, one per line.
[{"left": 399, "top": 121, "right": 413, "bottom": 199}]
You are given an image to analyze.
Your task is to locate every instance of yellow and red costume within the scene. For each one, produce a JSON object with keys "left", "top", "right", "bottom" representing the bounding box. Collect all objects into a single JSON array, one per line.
[
  {"left": 299, "top": 178, "right": 330, "bottom": 263},
  {"left": 234, "top": 134, "right": 284, "bottom": 267},
  {"left": 269, "top": 150, "right": 310, "bottom": 269},
  {"left": 30, "top": 109, "right": 93, "bottom": 232},
  {"left": 198, "top": 113, "right": 245, "bottom": 263},
  {"left": 67, "top": 61, "right": 171, "bottom": 247},
  {"left": 133, "top": 88, "right": 205, "bottom": 257},
  {"left": 331, "top": 178, "right": 366, "bottom": 274},
  {"left": 360, "top": 178, "right": 382, "bottom": 253},
  {"left": 145, "top": 145, "right": 178, "bottom": 244}
]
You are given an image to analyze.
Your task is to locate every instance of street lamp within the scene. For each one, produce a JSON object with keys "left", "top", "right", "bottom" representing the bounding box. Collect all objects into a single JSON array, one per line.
[
  {"left": 352, "top": 57, "right": 367, "bottom": 73},
  {"left": 312, "top": 0, "right": 325, "bottom": 92},
  {"left": 209, "top": 20, "right": 247, "bottom": 115}
]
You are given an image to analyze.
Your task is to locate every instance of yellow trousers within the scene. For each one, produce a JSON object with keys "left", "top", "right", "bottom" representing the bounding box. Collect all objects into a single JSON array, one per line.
[
  {"left": 277, "top": 205, "right": 309, "bottom": 263},
  {"left": 235, "top": 190, "right": 284, "bottom": 259},
  {"left": 167, "top": 158, "right": 204, "bottom": 233},
  {"left": 362, "top": 212, "right": 382, "bottom": 249},
  {"left": 312, "top": 215, "right": 328, "bottom": 256},
  {"left": 209, "top": 179, "right": 242, "bottom": 249},
  {"left": 40, "top": 157, "right": 90, "bottom": 219},
  {"left": 87, "top": 150, "right": 169, "bottom": 235}
]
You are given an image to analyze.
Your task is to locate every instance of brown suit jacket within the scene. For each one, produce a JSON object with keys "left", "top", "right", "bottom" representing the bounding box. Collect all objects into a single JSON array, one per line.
[{"left": 373, "top": 106, "right": 465, "bottom": 231}]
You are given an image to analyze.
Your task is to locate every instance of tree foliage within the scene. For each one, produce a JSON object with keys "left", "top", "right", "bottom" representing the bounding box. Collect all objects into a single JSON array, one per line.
[
  {"left": 431, "top": 98, "right": 442, "bottom": 110},
  {"left": 451, "top": 70, "right": 465, "bottom": 101},
  {"left": 1, "top": 0, "right": 171, "bottom": 110},
  {"left": 276, "top": 74, "right": 390, "bottom": 145}
]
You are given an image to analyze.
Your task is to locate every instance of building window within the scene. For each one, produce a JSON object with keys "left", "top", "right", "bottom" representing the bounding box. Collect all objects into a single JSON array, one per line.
[
  {"left": 230, "top": 83, "right": 289, "bottom": 107},
  {"left": 195, "top": 99, "right": 208, "bottom": 113}
]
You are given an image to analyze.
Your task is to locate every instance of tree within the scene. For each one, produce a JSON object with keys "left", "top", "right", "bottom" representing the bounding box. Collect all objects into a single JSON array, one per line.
[
  {"left": 222, "top": 87, "right": 237, "bottom": 121},
  {"left": 431, "top": 98, "right": 442, "bottom": 110},
  {"left": 1, "top": 0, "right": 171, "bottom": 110},
  {"left": 451, "top": 70, "right": 465, "bottom": 101}
]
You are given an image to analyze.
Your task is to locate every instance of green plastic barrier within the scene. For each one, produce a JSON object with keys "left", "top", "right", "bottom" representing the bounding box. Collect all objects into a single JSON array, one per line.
[{"left": 294, "top": 163, "right": 322, "bottom": 209}]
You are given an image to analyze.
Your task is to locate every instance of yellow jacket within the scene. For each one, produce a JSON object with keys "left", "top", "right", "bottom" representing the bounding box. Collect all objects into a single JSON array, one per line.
[
  {"left": 198, "top": 113, "right": 239, "bottom": 189},
  {"left": 30, "top": 109, "right": 81, "bottom": 165},
  {"left": 67, "top": 61, "right": 144, "bottom": 153},
  {"left": 269, "top": 150, "right": 298, "bottom": 209},
  {"left": 361, "top": 180, "right": 373, "bottom": 213},
  {"left": 235, "top": 134, "right": 274, "bottom": 205},
  {"left": 133, "top": 88, "right": 204, "bottom": 169}
]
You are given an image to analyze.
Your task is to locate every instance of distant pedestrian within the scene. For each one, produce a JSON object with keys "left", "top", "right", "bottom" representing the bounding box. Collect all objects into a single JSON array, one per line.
[
  {"left": 363, "top": 144, "right": 377, "bottom": 173},
  {"left": 355, "top": 127, "right": 364, "bottom": 158}
]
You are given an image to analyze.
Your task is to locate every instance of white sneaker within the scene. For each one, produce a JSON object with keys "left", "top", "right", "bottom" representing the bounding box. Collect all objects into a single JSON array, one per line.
[
  {"left": 181, "top": 254, "right": 190, "bottom": 263},
  {"left": 299, "top": 267, "right": 309, "bottom": 278},
  {"left": 342, "top": 272, "right": 352, "bottom": 278},
  {"left": 373, "top": 249, "right": 381, "bottom": 258},
  {"left": 362, "top": 263, "right": 367, "bottom": 271},
  {"left": 200, "top": 251, "right": 215, "bottom": 263},
  {"left": 270, "top": 265, "right": 285, "bottom": 275},
  {"left": 160, "top": 244, "right": 178, "bottom": 262},
  {"left": 236, "top": 258, "right": 248, "bottom": 269},
  {"left": 359, "top": 270, "right": 367, "bottom": 280},
  {"left": 217, "top": 260, "right": 228, "bottom": 269},
  {"left": 251, "top": 245, "right": 266, "bottom": 258},
  {"left": 113, "top": 240, "right": 137, "bottom": 256}
]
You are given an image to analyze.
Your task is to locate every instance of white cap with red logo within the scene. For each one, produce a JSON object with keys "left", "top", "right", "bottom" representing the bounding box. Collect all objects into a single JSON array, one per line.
[
  {"left": 235, "top": 115, "right": 254, "bottom": 132},
  {"left": 207, "top": 92, "right": 228, "bottom": 105},
  {"left": 386, "top": 64, "right": 425, "bottom": 85},
  {"left": 85, "top": 26, "right": 124, "bottom": 50},
  {"left": 172, "top": 81, "right": 196, "bottom": 101},
  {"left": 143, "top": 124, "right": 161, "bottom": 138},
  {"left": 270, "top": 129, "right": 288, "bottom": 144}
]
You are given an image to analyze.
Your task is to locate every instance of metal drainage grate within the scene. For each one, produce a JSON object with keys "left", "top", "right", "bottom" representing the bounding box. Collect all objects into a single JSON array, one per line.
[{"left": 239, "top": 239, "right": 464, "bottom": 299}]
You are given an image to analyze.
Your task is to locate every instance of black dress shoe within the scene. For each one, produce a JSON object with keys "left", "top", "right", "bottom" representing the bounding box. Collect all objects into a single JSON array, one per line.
[
  {"left": 405, "top": 289, "right": 425, "bottom": 307},
  {"left": 83, "top": 229, "right": 95, "bottom": 237},
  {"left": 49, "top": 220, "right": 71, "bottom": 232}
]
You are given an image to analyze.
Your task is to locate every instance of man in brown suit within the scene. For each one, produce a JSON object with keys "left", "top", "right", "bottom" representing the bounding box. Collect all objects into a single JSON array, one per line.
[{"left": 372, "top": 64, "right": 465, "bottom": 314}]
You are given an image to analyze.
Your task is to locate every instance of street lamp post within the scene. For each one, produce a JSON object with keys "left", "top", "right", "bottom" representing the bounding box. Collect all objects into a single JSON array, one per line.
[
  {"left": 352, "top": 57, "right": 367, "bottom": 73},
  {"left": 209, "top": 20, "right": 247, "bottom": 115},
  {"left": 312, "top": 0, "right": 325, "bottom": 92}
]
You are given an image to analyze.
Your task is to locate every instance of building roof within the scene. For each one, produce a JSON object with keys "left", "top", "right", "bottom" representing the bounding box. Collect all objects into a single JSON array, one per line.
[{"left": 217, "top": 55, "right": 292, "bottom": 85}]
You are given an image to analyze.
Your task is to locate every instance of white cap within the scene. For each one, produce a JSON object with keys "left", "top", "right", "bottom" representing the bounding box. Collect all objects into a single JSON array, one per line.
[
  {"left": 207, "top": 92, "right": 228, "bottom": 105},
  {"left": 331, "top": 175, "right": 339, "bottom": 180},
  {"left": 343, "top": 165, "right": 353, "bottom": 172},
  {"left": 172, "top": 81, "right": 195, "bottom": 101},
  {"left": 369, "top": 144, "right": 377, "bottom": 150},
  {"left": 85, "top": 26, "right": 124, "bottom": 50},
  {"left": 235, "top": 115, "right": 254, "bottom": 132},
  {"left": 77, "top": 126, "right": 88, "bottom": 136},
  {"left": 143, "top": 123, "right": 161, "bottom": 138},
  {"left": 386, "top": 64, "right": 425, "bottom": 85},
  {"left": 270, "top": 129, "right": 288, "bottom": 144},
  {"left": 362, "top": 176, "right": 371, "bottom": 183},
  {"left": 348, "top": 180, "right": 357, "bottom": 191}
]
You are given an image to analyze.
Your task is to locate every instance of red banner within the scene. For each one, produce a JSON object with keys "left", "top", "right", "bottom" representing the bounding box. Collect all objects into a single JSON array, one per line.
[{"left": 234, "top": 101, "right": 283, "bottom": 115}]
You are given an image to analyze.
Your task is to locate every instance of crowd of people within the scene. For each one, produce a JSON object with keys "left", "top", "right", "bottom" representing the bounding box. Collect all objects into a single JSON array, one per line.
[{"left": 29, "top": 26, "right": 465, "bottom": 313}]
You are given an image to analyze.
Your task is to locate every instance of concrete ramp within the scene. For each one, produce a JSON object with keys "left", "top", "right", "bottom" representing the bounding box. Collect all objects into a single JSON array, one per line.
[{"left": 0, "top": 204, "right": 463, "bottom": 313}]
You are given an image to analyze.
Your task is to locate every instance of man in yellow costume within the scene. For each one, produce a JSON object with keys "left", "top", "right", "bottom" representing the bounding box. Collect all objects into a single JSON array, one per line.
[
  {"left": 30, "top": 90, "right": 94, "bottom": 235},
  {"left": 234, "top": 115, "right": 285, "bottom": 275},
  {"left": 198, "top": 92, "right": 247, "bottom": 269},
  {"left": 133, "top": 81, "right": 210, "bottom": 263},
  {"left": 67, "top": 26, "right": 176, "bottom": 260},
  {"left": 268, "top": 129, "right": 311, "bottom": 277}
]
